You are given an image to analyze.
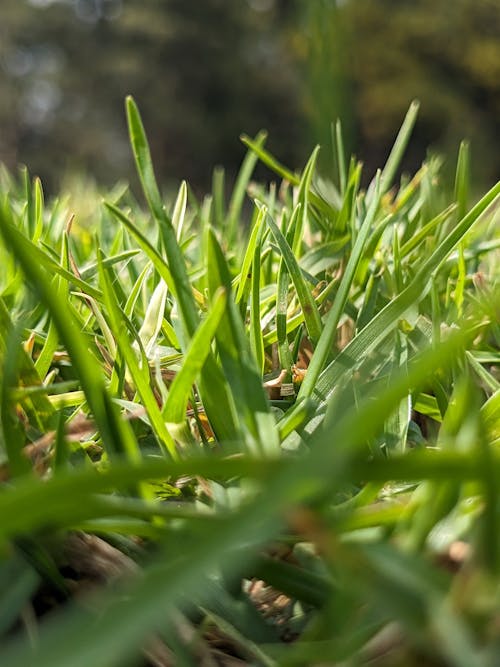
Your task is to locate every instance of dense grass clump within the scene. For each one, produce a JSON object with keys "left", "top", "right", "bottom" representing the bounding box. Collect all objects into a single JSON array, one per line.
[{"left": 0, "top": 99, "right": 498, "bottom": 666}]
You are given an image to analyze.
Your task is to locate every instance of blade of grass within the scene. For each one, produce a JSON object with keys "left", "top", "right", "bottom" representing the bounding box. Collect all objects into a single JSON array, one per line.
[
  {"left": 0, "top": 323, "right": 33, "bottom": 477},
  {"left": 249, "top": 224, "right": 265, "bottom": 376},
  {"left": 137, "top": 278, "right": 168, "bottom": 357},
  {"left": 126, "top": 96, "right": 199, "bottom": 339},
  {"left": 172, "top": 180, "right": 187, "bottom": 241},
  {"left": 333, "top": 119, "right": 347, "bottom": 196},
  {"left": 454, "top": 140, "right": 470, "bottom": 221},
  {"left": 234, "top": 204, "right": 266, "bottom": 304},
  {"left": 206, "top": 227, "right": 280, "bottom": 455},
  {"left": 104, "top": 202, "right": 175, "bottom": 296},
  {"left": 227, "top": 130, "right": 267, "bottom": 244},
  {"left": 163, "top": 288, "right": 227, "bottom": 426},
  {"left": 265, "top": 208, "right": 323, "bottom": 345},
  {"left": 97, "top": 250, "right": 177, "bottom": 459},
  {"left": 298, "top": 171, "right": 382, "bottom": 399},
  {"left": 379, "top": 100, "right": 420, "bottom": 195},
  {"left": 293, "top": 146, "right": 320, "bottom": 256},
  {"left": 241, "top": 135, "right": 336, "bottom": 218}
]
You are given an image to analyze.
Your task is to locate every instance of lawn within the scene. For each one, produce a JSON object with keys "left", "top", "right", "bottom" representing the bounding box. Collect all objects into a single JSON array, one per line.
[{"left": 0, "top": 98, "right": 498, "bottom": 666}]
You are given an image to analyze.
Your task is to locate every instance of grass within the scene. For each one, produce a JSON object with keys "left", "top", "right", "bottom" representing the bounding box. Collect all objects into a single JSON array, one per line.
[{"left": 0, "top": 98, "right": 498, "bottom": 666}]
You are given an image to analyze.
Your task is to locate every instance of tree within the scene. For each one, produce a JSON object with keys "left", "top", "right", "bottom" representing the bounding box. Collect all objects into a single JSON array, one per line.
[
  {"left": 296, "top": 0, "right": 500, "bottom": 186},
  {"left": 0, "top": 1, "right": 498, "bottom": 192},
  {"left": 0, "top": 0, "right": 306, "bottom": 192}
]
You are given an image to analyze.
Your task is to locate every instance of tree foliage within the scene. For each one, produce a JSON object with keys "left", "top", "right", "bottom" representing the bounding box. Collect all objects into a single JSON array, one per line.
[
  {"left": 298, "top": 0, "right": 500, "bottom": 186},
  {"left": 0, "top": 0, "right": 498, "bottom": 191}
]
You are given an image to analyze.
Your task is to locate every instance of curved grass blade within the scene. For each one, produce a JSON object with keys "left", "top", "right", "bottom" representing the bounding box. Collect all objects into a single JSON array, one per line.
[
  {"left": 163, "top": 288, "right": 227, "bottom": 426},
  {"left": 265, "top": 209, "right": 322, "bottom": 345},
  {"left": 36, "top": 232, "right": 77, "bottom": 379},
  {"left": 481, "top": 388, "right": 500, "bottom": 445},
  {"left": 275, "top": 209, "right": 296, "bottom": 374},
  {"left": 400, "top": 205, "right": 456, "bottom": 258},
  {"left": 104, "top": 202, "right": 175, "bottom": 295},
  {"left": 126, "top": 96, "right": 199, "bottom": 340},
  {"left": 79, "top": 249, "right": 140, "bottom": 282},
  {"left": 2, "top": 227, "right": 102, "bottom": 299},
  {"left": 240, "top": 133, "right": 297, "bottom": 185},
  {"left": 73, "top": 291, "right": 117, "bottom": 360},
  {"left": 124, "top": 262, "right": 151, "bottom": 318}
]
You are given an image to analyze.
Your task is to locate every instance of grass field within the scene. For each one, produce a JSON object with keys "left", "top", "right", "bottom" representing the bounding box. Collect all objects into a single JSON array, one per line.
[{"left": 0, "top": 98, "right": 499, "bottom": 666}]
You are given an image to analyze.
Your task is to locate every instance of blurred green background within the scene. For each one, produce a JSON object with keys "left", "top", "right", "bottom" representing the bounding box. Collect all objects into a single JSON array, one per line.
[{"left": 0, "top": 0, "right": 498, "bottom": 193}]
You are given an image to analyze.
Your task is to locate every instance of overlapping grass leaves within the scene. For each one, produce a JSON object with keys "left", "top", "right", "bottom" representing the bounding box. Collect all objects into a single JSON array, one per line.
[{"left": 0, "top": 99, "right": 498, "bottom": 666}]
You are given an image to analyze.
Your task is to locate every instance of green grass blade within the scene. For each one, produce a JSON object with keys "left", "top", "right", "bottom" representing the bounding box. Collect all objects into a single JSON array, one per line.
[
  {"left": 0, "top": 324, "right": 33, "bottom": 477},
  {"left": 126, "top": 96, "right": 199, "bottom": 340},
  {"left": 6, "top": 229, "right": 102, "bottom": 299},
  {"left": 211, "top": 166, "right": 226, "bottom": 229},
  {"left": 124, "top": 107, "right": 241, "bottom": 438},
  {"left": 400, "top": 205, "right": 456, "bottom": 258},
  {"left": 265, "top": 209, "right": 323, "bottom": 345},
  {"left": 172, "top": 180, "right": 187, "bottom": 241},
  {"left": 241, "top": 135, "right": 335, "bottom": 218},
  {"left": 79, "top": 249, "right": 141, "bottom": 282},
  {"left": 379, "top": 100, "right": 420, "bottom": 195},
  {"left": 454, "top": 140, "right": 470, "bottom": 221},
  {"left": 249, "top": 225, "right": 265, "bottom": 376},
  {"left": 293, "top": 145, "right": 320, "bottom": 255},
  {"left": 227, "top": 130, "right": 267, "bottom": 243},
  {"left": 104, "top": 202, "right": 175, "bottom": 295},
  {"left": 137, "top": 278, "right": 168, "bottom": 356},
  {"left": 299, "top": 172, "right": 382, "bottom": 398},
  {"left": 240, "top": 133, "right": 297, "bottom": 185},
  {"left": 206, "top": 227, "right": 280, "bottom": 455},
  {"left": 416, "top": 179, "right": 500, "bottom": 279},
  {"left": 96, "top": 251, "right": 177, "bottom": 459},
  {"left": 481, "top": 388, "right": 500, "bottom": 445},
  {"left": 34, "top": 232, "right": 70, "bottom": 379},
  {"left": 163, "top": 288, "right": 227, "bottom": 426},
  {"left": 234, "top": 204, "right": 266, "bottom": 304},
  {"left": 333, "top": 119, "right": 347, "bottom": 195},
  {"left": 124, "top": 262, "right": 151, "bottom": 318},
  {"left": 466, "top": 351, "right": 500, "bottom": 393}
]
